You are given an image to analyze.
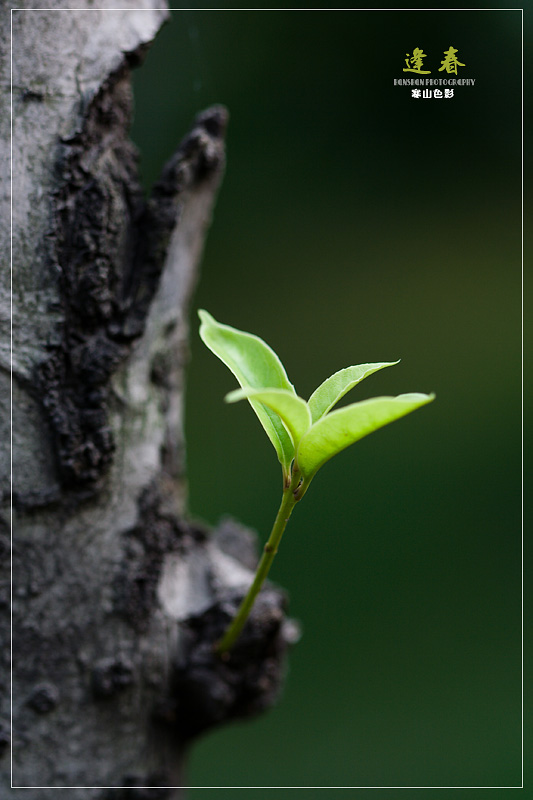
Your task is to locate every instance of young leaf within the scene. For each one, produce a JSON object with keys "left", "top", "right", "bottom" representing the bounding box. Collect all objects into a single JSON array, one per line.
[
  {"left": 308, "top": 361, "right": 400, "bottom": 423},
  {"left": 297, "top": 393, "right": 435, "bottom": 481},
  {"left": 226, "top": 387, "right": 312, "bottom": 449},
  {"left": 198, "top": 310, "right": 296, "bottom": 475}
]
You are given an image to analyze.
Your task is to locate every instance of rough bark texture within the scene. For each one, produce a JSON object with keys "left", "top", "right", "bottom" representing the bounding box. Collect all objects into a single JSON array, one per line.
[{"left": 1, "top": 3, "right": 294, "bottom": 795}]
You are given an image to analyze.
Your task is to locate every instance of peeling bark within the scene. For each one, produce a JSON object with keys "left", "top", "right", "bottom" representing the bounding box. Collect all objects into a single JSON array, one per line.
[{"left": 1, "top": 4, "right": 294, "bottom": 795}]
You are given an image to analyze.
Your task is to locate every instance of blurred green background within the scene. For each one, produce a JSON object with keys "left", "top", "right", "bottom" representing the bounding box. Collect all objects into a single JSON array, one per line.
[{"left": 131, "top": 7, "right": 522, "bottom": 794}]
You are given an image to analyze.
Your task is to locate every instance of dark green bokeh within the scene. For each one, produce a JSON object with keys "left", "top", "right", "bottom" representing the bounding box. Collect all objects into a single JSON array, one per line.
[{"left": 131, "top": 9, "right": 522, "bottom": 793}]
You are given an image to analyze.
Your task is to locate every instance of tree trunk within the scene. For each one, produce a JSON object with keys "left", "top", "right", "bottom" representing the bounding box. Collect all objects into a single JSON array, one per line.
[{"left": 1, "top": 3, "right": 294, "bottom": 795}]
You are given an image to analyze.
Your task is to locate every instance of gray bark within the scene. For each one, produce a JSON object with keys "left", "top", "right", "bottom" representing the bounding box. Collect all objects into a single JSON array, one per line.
[{"left": 1, "top": 3, "right": 294, "bottom": 795}]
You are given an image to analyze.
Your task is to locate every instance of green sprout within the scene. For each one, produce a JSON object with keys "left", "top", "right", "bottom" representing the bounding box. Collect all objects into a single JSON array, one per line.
[{"left": 198, "top": 309, "right": 434, "bottom": 655}]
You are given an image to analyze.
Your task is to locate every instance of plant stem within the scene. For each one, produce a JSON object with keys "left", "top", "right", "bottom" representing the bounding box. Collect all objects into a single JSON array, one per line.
[{"left": 215, "top": 470, "right": 303, "bottom": 655}]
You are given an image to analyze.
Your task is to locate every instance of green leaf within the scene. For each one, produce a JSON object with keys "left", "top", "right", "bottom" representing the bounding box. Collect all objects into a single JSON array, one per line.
[
  {"left": 226, "top": 388, "right": 312, "bottom": 449},
  {"left": 198, "top": 310, "right": 296, "bottom": 475},
  {"left": 308, "top": 361, "right": 399, "bottom": 423},
  {"left": 296, "top": 393, "right": 435, "bottom": 481}
]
